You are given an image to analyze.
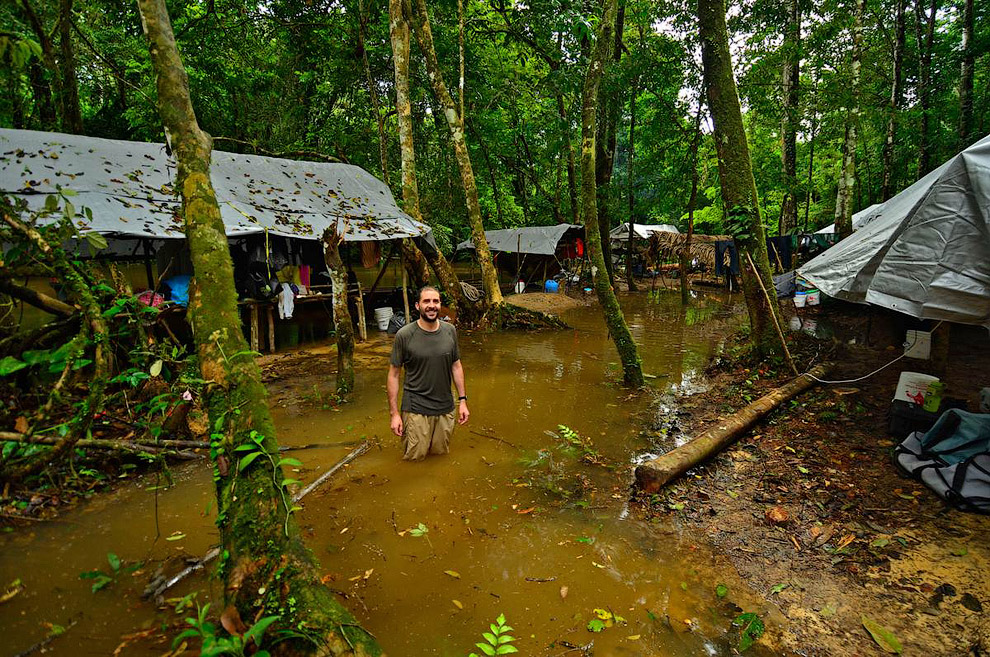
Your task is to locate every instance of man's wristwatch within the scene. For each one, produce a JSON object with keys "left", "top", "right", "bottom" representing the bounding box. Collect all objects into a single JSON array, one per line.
[{"left": 458, "top": 395, "right": 467, "bottom": 401}]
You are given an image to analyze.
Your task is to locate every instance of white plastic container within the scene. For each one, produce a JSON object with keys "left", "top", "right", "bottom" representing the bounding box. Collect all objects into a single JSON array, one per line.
[
  {"left": 893, "top": 371, "right": 939, "bottom": 404},
  {"left": 793, "top": 292, "right": 807, "bottom": 308},
  {"left": 374, "top": 307, "right": 393, "bottom": 331},
  {"left": 805, "top": 289, "right": 821, "bottom": 306},
  {"left": 904, "top": 330, "right": 932, "bottom": 359}
]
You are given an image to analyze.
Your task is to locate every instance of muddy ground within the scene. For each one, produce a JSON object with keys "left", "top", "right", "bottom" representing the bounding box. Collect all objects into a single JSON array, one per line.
[{"left": 639, "top": 300, "right": 990, "bottom": 656}]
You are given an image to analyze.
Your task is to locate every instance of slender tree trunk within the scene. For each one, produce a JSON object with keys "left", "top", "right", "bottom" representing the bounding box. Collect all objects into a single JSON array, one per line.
[
  {"left": 57, "top": 0, "right": 83, "bottom": 133},
  {"left": 680, "top": 108, "right": 703, "bottom": 306},
  {"left": 881, "top": 0, "right": 906, "bottom": 201},
  {"left": 558, "top": 93, "right": 581, "bottom": 225},
  {"left": 20, "top": 0, "right": 66, "bottom": 129},
  {"left": 698, "top": 0, "right": 783, "bottom": 358},
  {"left": 401, "top": 238, "right": 431, "bottom": 289},
  {"left": 804, "top": 73, "right": 818, "bottom": 231},
  {"left": 136, "top": 1, "right": 379, "bottom": 653},
  {"left": 594, "top": 0, "right": 624, "bottom": 285},
  {"left": 834, "top": 0, "right": 865, "bottom": 239},
  {"left": 357, "top": 0, "right": 390, "bottom": 186},
  {"left": 957, "top": 0, "right": 974, "bottom": 149},
  {"left": 409, "top": 0, "right": 502, "bottom": 313},
  {"left": 581, "top": 0, "right": 643, "bottom": 387},
  {"left": 914, "top": 0, "right": 938, "bottom": 176},
  {"left": 323, "top": 229, "right": 355, "bottom": 395},
  {"left": 27, "top": 62, "right": 57, "bottom": 130},
  {"left": 625, "top": 75, "right": 638, "bottom": 292},
  {"left": 388, "top": 0, "right": 466, "bottom": 317},
  {"left": 779, "top": 0, "right": 800, "bottom": 236}
]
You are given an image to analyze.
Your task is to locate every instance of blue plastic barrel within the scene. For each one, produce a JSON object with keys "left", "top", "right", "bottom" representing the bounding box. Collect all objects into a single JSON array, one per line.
[{"left": 544, "top": 279, "right": 559, "bottom": 293}]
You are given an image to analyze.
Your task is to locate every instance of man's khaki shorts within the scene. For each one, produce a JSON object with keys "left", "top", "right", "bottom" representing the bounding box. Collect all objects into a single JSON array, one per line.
[{"left": 402, "top": 410, "right": 456, "bottom": 461}]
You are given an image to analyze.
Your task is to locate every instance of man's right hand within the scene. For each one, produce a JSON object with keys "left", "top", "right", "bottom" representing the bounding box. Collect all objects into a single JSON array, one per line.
[{"left": 390, "top": 412, "right": 404, "bottom": 437}]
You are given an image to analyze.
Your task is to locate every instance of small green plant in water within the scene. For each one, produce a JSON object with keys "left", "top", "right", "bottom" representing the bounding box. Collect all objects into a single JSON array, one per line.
[
  {"left": 733, "top": 612, "right": 765, "bottom": 652},
  {"left": 172, "top": 602, "right": 279, "bottom": 657},
  {"left": 468, "top": 613, "right": 518, "bottom": 656},
  {"left": 79, "top": 552, "right": 142, "bottom": 592}
]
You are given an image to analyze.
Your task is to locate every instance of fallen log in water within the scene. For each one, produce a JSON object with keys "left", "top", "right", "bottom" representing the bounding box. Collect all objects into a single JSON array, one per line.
[
  {"left": 634, "top": 363, "right": 831, "bottom": 493},
  {"left": 144, "top": 439, "right": 372, "bottom": 600}
]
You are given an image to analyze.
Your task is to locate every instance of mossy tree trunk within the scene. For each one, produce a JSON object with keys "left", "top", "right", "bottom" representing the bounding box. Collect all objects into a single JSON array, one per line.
[
  {"left": 580, "top": 0, "right": 644, "bottom": 388},
  {"left": 833, "top": 0, "right": 864, "bottom": 239},
  {"left": 698, "top": 0, "right": 784, "bottom": 359},
  {"left": 408, "top": 0, "right": 501, "bottom": 315},
  {"left": 625, "top": 75, "right": 638, "bottom": 292},
  {"left": 388, "top": 0, "right": 467, "bottom": 319},
  {"left": 914, "top": 0, "right": 938, "bottom": 176},
  {"left": 323, "top": 227, "right": 355, "bottom": 395},
  {"left": 957, "top": 0, "right": 974, "bottom": 150},
  {"left": 136, "top": 1, "right": 380, "bottom": 654}
]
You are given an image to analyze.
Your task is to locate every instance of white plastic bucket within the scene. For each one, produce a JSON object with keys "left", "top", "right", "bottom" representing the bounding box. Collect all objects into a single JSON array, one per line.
[
  {"left": 374, "top": 307, "right": 393, "bottom": 331},
  {"left": 514, "top": 280, "right": 525, "bottom": 294},
  {"left": 793, "top": 292, "right": 807, "bottom": 308},
  {"left": 806, "top": 289, "right": 821, "bottom": 306},
  {"left": 893, "top": 371, "right": 939, "bottom": 404}
]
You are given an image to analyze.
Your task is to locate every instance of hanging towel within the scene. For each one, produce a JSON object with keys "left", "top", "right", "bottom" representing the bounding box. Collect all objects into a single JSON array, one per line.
[
  {"left": 360, "top": 241, "right": 381, "bottom": 268},
  {"left": 278, "top": 282, "right": 295, "bottom": 319}
]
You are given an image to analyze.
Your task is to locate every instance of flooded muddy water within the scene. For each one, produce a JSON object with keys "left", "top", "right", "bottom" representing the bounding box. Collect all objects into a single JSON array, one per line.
[{"left": 0, "top": 290, "right": 775, "bottom": 656}]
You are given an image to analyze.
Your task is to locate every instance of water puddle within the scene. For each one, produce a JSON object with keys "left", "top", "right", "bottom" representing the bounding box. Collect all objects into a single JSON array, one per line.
[{"left": 0, "top": 290, "right": 771, "bottom": 656}]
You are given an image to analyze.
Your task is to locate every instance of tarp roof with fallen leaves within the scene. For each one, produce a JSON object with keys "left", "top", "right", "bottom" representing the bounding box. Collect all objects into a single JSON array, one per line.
[
  {"left": 0, "top": 128, "right": 430, "bottom": 243},
  {"left": 608, "top": 222, "right": 679, "bottom": 241},
  {"left": 456, "top": 224, "right": 582, "bottom": 255}
]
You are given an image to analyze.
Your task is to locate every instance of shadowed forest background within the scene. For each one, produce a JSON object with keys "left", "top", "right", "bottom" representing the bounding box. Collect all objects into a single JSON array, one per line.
[{"left": 2, "top": 0, "right": 987, "bottom": 248}]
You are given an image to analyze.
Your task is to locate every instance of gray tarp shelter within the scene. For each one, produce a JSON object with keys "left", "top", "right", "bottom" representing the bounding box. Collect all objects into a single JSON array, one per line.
[
  {"left": 814, "top": 203, "right": 883, "bottom": 234},
  {"left": 608, "top": 222, "right": 679, "bottom": 244},
  {"left": 799, "top": 133, "right": 990, "bottom": 326},
  {"left": 456, "top": 224, "right": 582, "bottom": 255},
  {"left": 0, "top": 128, "right": 431, "bottom": 245}
]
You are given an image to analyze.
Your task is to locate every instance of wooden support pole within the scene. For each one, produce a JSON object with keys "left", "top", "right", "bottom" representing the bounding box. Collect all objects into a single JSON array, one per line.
[
  {"left": 634, "top": 363, "right": 830, "bottom": 493},
  {"left": 356, "top": 281, "right": 367, "bottom": 342},
  {"left": 250, "top": 303, "right": 259, "bottom": 352},
  {"left": 401, "top": 250, "right": 410, "bottom": 323},
  {"left": 745, "top": 251, "right": 798, "bottom": 376},
  {"left": 267, "top": 304, "right": 276, "bottom": 353}
]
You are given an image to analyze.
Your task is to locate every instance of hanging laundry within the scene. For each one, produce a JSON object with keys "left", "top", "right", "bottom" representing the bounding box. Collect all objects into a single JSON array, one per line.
[{"left": 278, "top": 282, "right": 295, "bottom": 319}]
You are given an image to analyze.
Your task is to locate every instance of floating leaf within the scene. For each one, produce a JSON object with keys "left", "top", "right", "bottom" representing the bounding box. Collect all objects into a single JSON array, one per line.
[
  {"left": 166, "top": 532, "right": 186, "bottom": 541},
  {"left": 444, "top": 570, "right": 461, "bottom": 579},
  {"left": 626, "top": 634, "right": 641, "bottom": 640},
  {"left": 716, "top": 584, "right": 729, "bottom": 598},
  {"left": 862, "top": 616, "right": 903, "bottom": 654},
  {"left": 587, "top": 619, "right": 606, "bottom": 633},
  {"left": 452, "top": 599, "right": 463, "bottom": 609},
  {"left": 735, "top": 612, "right": 765, "bottom": 652}
]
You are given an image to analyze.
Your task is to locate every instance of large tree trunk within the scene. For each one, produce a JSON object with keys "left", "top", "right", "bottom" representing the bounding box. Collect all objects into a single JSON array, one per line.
[
  {"left": 581, "top": 0, "right": 643, "bottom": 388},
  {"left": 803, "top": 73, "right": 819, "bottom": 231},
  {"left": 698, "top": 0, "right": 783, "bottom": 358},
  {"left": 388, "top": 0, "right": 467, "bottom": 317},
  {"left": 408, "top": 0, "right": 502, "bottom": 313},
  {"left": 881, "top": 0, "right": 906, "bottom": 201},
  {"left": 625, "top": 75, "right": 638, "bottom": 292},
  {"left": 779, "top": 0, "right": 800, "bottom": 236},
  {"left": 680, "top": 108, "right": 704, "bottom": 306},
  {"left": 136, "top": 1, "right": 379, "bottom": 654},
  {"left": 323, "top": 228, "right": 355, "bottom": 395},
  {"left": 914, "top": 0, "right": 938, "bottom": 176},
  {"left": 957, "top": 0, "right": 975, "bottom": 150},
  {"left": 833, "top": 0, "right": 864, "bottom": 239}
]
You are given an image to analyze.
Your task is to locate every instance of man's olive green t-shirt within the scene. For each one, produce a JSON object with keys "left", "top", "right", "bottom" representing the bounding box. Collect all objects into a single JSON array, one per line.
[{"left": 389, "top": 321, "right": 460, "bottom": 415}]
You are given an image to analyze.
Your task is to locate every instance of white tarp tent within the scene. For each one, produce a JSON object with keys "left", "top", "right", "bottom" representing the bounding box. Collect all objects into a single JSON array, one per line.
[
  {"left": 609, "top": 222, "right": 679, "bottom": 243},
  {"left": 799, "top": 133, "right": 990, "bottom": 327},
  {"left": 814, "top": 203, "right": 883, "bottom": 234},
  {"left": 0, "top": 128, "right": 430, "bottom": 243}
]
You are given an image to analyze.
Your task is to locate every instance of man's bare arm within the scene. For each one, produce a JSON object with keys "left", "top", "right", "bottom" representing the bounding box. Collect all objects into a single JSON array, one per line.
[
  {"left": 387, "top": 365, "right": 404, "bottom": 436},
  {"left": 452, "top": 360, "right": 469, "bottom": 425}
]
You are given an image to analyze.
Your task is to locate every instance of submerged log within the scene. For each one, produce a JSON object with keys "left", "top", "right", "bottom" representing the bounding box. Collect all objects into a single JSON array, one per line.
[{"left": 634, "top": 363, "right": 831, "bottom": 493}]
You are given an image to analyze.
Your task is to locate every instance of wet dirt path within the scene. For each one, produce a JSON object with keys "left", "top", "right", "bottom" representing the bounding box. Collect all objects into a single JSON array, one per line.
[{"left": 0, "top": 290, "right": 782, "bottom": 656}]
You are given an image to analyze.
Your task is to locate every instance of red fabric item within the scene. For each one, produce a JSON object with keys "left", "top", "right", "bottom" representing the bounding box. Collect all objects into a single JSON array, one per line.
[{"left": 575, "top": 238, "right": 584, "bottom": 257}]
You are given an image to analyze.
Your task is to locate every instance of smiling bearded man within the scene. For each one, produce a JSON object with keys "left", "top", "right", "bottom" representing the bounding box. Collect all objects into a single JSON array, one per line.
[{"left": 386, "top": 285, "right": 470, "bottom": 460}]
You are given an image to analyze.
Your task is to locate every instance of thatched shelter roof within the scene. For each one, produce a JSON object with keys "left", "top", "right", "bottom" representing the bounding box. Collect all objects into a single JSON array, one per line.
[{"left": 647, "top": 232, "right": 730, "bottom": 269}]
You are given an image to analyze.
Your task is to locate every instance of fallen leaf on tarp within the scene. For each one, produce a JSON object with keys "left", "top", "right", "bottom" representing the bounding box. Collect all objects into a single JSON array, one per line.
[
  {"left": 452, "top": 599, "right": 463, "bottom": 609},
  {"left": 862, "top": 616, "right": 903, "bottom": 654},
  {"left": 444, "top": 570, "right": 460, "bottom": 579}
]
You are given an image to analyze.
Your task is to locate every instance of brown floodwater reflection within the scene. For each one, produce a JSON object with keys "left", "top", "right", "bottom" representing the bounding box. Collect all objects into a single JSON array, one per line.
[{"left": 1, "top": 290, "right": 779, "bottom": 656}]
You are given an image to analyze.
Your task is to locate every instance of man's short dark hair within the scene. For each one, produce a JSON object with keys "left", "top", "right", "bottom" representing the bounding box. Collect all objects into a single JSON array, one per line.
[{"left": 417, "top": 285, "right": 440, "bottom": 302}]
